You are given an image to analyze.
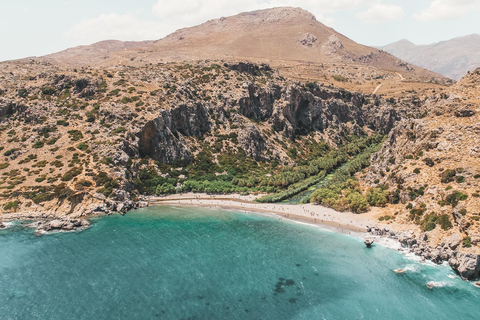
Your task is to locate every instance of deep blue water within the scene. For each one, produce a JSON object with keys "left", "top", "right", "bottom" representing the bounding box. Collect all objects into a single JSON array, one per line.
[{"left": 1, "top": 206, "right": 479, "bottom": 319}]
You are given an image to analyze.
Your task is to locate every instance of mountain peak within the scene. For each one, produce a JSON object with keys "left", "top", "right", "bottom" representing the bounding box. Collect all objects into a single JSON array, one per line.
[
  {"left": 39, "top": 7, "right": 446, "bottom": 87},
  {"left": 396, "top": 39, "right": 415, "bottom": 45},
  {"left": 235, "top": 6, "right": 317, "bottom": 21}
]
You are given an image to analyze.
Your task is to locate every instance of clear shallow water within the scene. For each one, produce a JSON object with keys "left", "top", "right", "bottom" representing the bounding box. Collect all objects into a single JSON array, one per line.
[{"left": 1, "top": 206, "right": 479, "bottom": 320}]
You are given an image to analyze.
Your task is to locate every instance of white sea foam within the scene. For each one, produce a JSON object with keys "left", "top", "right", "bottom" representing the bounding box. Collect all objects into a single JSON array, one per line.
[
  {"left": 372, "top": 236, "right": 402, "bottom": 250},
  {"left": 403, "top": 264, "right": 420, "bottom": 273},
  {"left": 427, "top": 281, "right": 447, "bottom": 288}
]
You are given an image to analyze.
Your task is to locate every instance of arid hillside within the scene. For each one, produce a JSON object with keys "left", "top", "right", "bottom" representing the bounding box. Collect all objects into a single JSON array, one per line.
[
  {"left": 0, "top": 60, "right": 411, "bottom": 219},
  {"left": 362, "top": 68, "right": 480, "bottom": 254},
  {"left": 38, "top": 7, "right": 450, "bottom": 96}
]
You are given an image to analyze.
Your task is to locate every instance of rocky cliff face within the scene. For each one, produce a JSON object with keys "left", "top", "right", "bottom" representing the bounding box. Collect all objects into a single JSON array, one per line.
[
  {"left": 124, "top": 70, "right": 413, "bottom": 166},
  {"left": 137, "top": 102, "right": 210, "bottom": 163}
]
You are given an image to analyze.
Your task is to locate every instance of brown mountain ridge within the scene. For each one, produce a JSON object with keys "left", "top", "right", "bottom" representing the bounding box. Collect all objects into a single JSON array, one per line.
[{"left": 39, "top": 7, "right": 449, "bottom": 95}]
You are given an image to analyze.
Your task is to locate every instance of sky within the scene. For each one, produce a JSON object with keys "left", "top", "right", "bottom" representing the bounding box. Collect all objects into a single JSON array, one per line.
[{"left": 1, "top": 0, "right": 479, "bottom": 61}]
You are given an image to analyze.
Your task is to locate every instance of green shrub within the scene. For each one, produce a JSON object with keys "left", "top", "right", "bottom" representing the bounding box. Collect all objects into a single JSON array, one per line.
[
  {"left": 3, "top": 200, "right": 20, "bottom": 211},
  {"left": 41, "top": 86, "right": 56, "bottom": 95},
  {"left": 85, "top": 111, "right": 96, "bottom": 122},
  {"left": 50, "top": 160, "right": 64, "bottom": 167},
  {"left": 77, "top": 142, "right": 88, "bottom": 151},
  {"left": 445, "top": 191, "right": 468, "bottom": 207},
  {"left": 3, "top": 148, "right": 19, "bottom": 156},
  {"left": 61, "top": 167, "right": 83, "bottom": 181},
  {"left": 67, "top": 130, "right": 83, "bottom": 141},
  {"left": 438, "top": 214, "right": 453, "bottom": 230},
  {"left": 121, "top": 97, "right": 132, "bottom": 104},
  {"left": 366, "top": 188, "right": 388, "bottom": 207},
  {"left": 346, "top": 192, "right": 370, "bottom": 213},
  {"left": 76, "top": 179, "right": 92, "bottom": 187},
  {"left": 111, "top": 127, "right": 126, "bottom": 135},
  {"left": 462, "top": 236, "right": 472, "bottom": 248},
  {"left": 46, "top": 138, "right": 58, "bottom": 145},
  {"left": 440, "top": 169, "right": 456, "bottom": 183},
  {"left": 420, "top": 213, "right": 438, "bottom": 231},
  {"left": 155, "top": 183, "right": 176, "bottom": 195},
  {"left": 18, "top": 88, "right": 28, "bottom": 98},
  {"left": 53, "top": 183, "right": 75, "bottom": 199},
  {"left": 33, "top": 141, "right": 44, "bottom": 149}
]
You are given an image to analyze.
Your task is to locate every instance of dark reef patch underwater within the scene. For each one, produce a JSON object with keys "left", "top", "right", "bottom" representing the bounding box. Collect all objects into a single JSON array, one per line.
[{"left": 1, "top": 206, "right": 479, "bottom": 319}]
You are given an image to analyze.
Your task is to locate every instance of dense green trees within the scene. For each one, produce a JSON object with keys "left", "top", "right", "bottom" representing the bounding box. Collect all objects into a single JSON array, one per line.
[
  {"left": 136, "top": 134, "right": 385, "bottom": 200},
  {"left": 308, "top": 143, "right": 384, "bottom": 213}
]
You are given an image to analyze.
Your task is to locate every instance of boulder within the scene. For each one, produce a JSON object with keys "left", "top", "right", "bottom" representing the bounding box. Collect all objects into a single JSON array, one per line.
[
  {"left": 49, "top": 220, "right": 64, "bottom": 229},
  {"left": 444, "top": 233, "right": 462, "bottom": 250},
  {"left": 430, "top": 249, "right": 443, "bottom": 264},
  {"left": 116, "top": 203, "right": 125, "bottom": 213},
  {"left": 62, "top": 223, "right": 75, "bottom": 231},
  {"left": 449, "top": 254, "right": 480, "bottom": 280}
]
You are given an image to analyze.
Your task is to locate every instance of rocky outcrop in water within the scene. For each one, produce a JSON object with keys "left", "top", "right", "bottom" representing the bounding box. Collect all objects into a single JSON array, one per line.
[
  {"left": 34, "top": 218, "right": 90, "bottom": 233},
  {"left": 90, "top": 199, "right": 148, "bottom": 215}
]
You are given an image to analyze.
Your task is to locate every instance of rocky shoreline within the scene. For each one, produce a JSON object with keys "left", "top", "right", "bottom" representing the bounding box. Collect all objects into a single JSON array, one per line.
[
  {"left": 368, "top": 226, "right": 480, "bottom": 283},
  {"left": 0, "top": 199, "right": 149, "bottom": 234}
]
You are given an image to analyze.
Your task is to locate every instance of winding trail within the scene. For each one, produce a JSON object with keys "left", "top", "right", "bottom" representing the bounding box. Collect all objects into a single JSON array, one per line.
[{"left": 373, "top": 84, "right": 383, "bottom": 94}]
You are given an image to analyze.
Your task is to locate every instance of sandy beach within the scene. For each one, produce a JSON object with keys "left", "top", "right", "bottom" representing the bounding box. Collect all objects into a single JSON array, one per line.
[{"left": 148, "top": 193, "right": 381, "bottom": 235}]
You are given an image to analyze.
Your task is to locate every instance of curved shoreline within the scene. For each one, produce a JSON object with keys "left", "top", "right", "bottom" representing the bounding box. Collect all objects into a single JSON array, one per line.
[{"left": 148, "top": 193, "right": 379, "bottom": 235}]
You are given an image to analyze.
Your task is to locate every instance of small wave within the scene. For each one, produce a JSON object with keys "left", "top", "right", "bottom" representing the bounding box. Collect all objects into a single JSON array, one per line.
[
  {"left": 1, "top": 221, "right": 16, "bottom": 228},
  {"left": 371, "top": 237, "right": 402, "bottom": 250},
  {"left": 447, "top": 274, "right": 457, "bottom": 279},
  {"left": 404, "top": 264, "right": 419, "bottom": 272},
  {"left": 393, "top": 264, "right": 419, "bottom": 274},
  {"left": 426, "top": 281, "right": 448, "bottom": 289}
]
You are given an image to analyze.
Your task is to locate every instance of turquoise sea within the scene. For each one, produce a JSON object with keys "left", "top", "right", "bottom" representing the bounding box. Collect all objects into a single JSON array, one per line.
[{"left": 1, "top": 206, "right": 479, "bottom": 319}]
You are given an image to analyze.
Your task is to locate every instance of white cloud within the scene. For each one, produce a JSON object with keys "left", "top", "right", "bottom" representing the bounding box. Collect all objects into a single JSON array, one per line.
[
  {"left": 64, "top": 13, "right": 168, "bottom": 45},
  {"left": 414, "top": 0, "right": 476, "bottom": 21},
  {"left": 356, "top": 4, "right": 404, "bottom": 23}
]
